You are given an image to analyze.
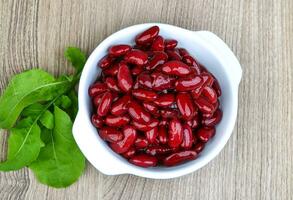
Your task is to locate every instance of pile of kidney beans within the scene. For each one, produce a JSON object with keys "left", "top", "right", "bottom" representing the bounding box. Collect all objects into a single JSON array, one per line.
[{"left": 89, "top": 26, "right": 222, "bottom": 168}]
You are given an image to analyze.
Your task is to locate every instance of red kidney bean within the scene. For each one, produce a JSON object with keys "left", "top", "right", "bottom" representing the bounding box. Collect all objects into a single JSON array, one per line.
[
  {"left": 137, "top": 72, "right": 152, "bottom": 89},
  {"left": 93, "top": 93, "right": 104, "bottom": 107},
  {"left": 142, "top": 102, "right": 158, "bottom": 115},
  {"left": 166, "top": 49, "right": 182, "bottom": 61},
  {"left": 146, "top": 146, "right": 173, "bottom": 156},
  {"left": 168, "top": 118, "right": 183, "bottom": 148},
  {"left": 212, "top": 79, "right": 222, "bottom": 97},
  {"left": 186, "top": 116, "right": 199, "bottom": 129},
  {"left": 122, "top": 147, "right": 136, "bottom": 158},
  {"left": 117, "top": 62, "right": 133, "bottom": 92},
  {"left": 110, "top": 95, "right": 131, "bottom": 116},
  {"left": 201, "top": 72, "right": 214, "bottom": 87},
  {"left": 152, "top": 72, "right": 173, "bottom": 91},
  {"left": 124, "top": 49, "right": 148, "bottom": 66},
  {"left": 154, "top": 93, "right": 175, "bottom": 107},
  {"left": 151, "top": 36, "right": 164, "bottom": 51},
  {"left": 146, "top": 51, "right": 168, "bottom": 70},
  {"left": 105, "top": 115, "right": 130, "bottom": 127},
  {"left": 194, "top": 96, "right": 215, "bottom": 114},
  {"left": 176, "top": 92, "right": 195, "bottom": 120},
  {"left": 197, "top": 127, "right": 216, "bottom": 142},
  {"left": 97, "top": 92, "right": 113, "bottom": 116},
  {"left": 202, "top": 109, "right": 222, "bottom": 127},
  {"left": 160, "top": 108, "right": 179, "bottom": 118},
  {"left": 110, "top": 125, "right": 137, "bottom": 154},
  {"left": 132, "top": 118, "right": 159, "bottom": 131},
  {"left": 190, "top": 86, "right": 204, "bottom": 99},
  {"left": 99, "top": 127, "right": 123, "bottom": 143},
  {"left": 133, "top": 79, "right": 140, "bottom": 89},
  {"left": 89, "top": 82, "right": 108, "bottom": 97},
  {"left": 145, "top": 127, "right": 158, "bottom": 143},
  {"left": 175, "top": 75, "right": 203, "bottom": 91},
  {"left": 103, "top": 63, "right": 119, "bottom": 76},
  {"left": 201, "top": 86, "right": 217, "bottom": 104},
  {"left": 132, "top": 88, "right": 158, "bottom": 101},
  {"left": 162, "top": 61, "right": 191, "bottom": 76},
  {"left": 163, "top": 150, "right": 197, "bottom": 166},
  {"left": 98, "top": 55, "right": 115, "bottom": 69},
  {"left": 105, "top": 77, "right": 121, "bottom": 92},
  {"left": 182, "top": 55, "right": 199, "bottom": 68},
  {"left": 91, "top": 114, "right": 104, "bottom": 128},
  {"left": 165, "top": 39, "right": 178, "bottom": 49},
  {"left": 135, "top": 135, "right": 149, "bottom": 149},
  {"left": 158, "top": 125, "right": 168, "bottom": 144},
  {"left": 159, "top": 118, "right": 168, "bottom": 126},
  {"left": 181, "top": 124, "right": 193, "bottom": 149},
  {"left": 131, "top": 65, "right": 144, "bottom": 76},
  {"left": 194, "top": 142, "right": 205, "bottom": 153},
  {"left": 129, "top": 154, "right": 158, "bottom": 167},
  {"left": 109, "top": 44, "right": 131, "bottom": 57},
  {"left": 128, "top": 100, "right": 151, "bottom": 123},
  {"left": 178, "top": 48, "right": 189, "bottom": 57},
  {"left": 135, "top": 26, "right": 159, "bottom": 45}
]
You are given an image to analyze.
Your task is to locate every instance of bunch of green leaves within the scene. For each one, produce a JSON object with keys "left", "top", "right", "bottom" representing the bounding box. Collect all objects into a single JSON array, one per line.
[{"left": 0, "top": 47, "right": 87, "bottom": 188}]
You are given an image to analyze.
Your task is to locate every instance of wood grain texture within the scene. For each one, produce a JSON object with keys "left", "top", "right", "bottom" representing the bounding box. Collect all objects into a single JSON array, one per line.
[{"left": 0, "top": 0, "right": 292, "bottom": 199}]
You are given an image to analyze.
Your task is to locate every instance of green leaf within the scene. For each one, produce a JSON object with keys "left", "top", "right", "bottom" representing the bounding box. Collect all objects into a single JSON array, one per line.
[
  {"left": 64, "top": 47, "right": 86, "bottom": 73},
  {"left": 29, "top": 106, "right": 85, "bottom": 188},
  {"left": 55, "top": 95, "right": 72, "bottom": 109},
  {"left": 22, "top": 103, "right": 46, "bottom": 118},
  {"left": 67, "top": 90, "right": 78, "bottom": 120},
  {"left": 0, "top": 118, "right": 44, "bottom": 171},
  {"left": 39, "top": 110, "right": 54, "bottom": 129},
  {"left": 0, "top": 69, "right": 72, "bottom": 129}
]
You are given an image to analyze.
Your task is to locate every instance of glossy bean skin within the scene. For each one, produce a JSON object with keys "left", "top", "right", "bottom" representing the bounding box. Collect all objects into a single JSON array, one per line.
[
  {"left": 103, "top": 63, "right": 119, "bottom": 76},
  {"left": 128, "top": 100, "right": 151, "bottom": 123},
  {"left": 129, "top": 154, "right": 158, "bottom": 167},
  {"left": 160, "top": 108, "right": 179, "bottom": 118},
  {"left": 109, "top": 44, "right": 131, "bottom": 57},
  {"left": 168, "top": 118, "right": 183, "bottom": 148},
  {"left": 186, "top": 116, "right": 199, "bottom": 129},
  {"left": 175, "top": 75, "right": 203, "bottom": 91},
  {"left": 135, "top": 136, "right": 149, "bottom": 149},
  {"left": 132, "top": 88, "right": 158, "bottom": 101},
  {"left": 88, "top": 82, "right": 108, "bottom": 97},
  {"left": 152, "top": 72, "right": 173, "bottom": 91},
  {"left": 194, "top": 96, "right": 215, "bottom": 114},
  {"left": 151, "top": 36, "right": 164, "bottom": 51},
  {"left": 146, "top": 52, "right": 168, "bottom": 70},
  {"left": 178, "top": 48, "right": 189, "bottom": 57},
  {"left": 194, "top": 142, "right": 205, "bottom": 153},
  {"left": 165, "top": 39, "right": 178, "bottom": 49},
  {"left": 202, "top": 109, "right": 222, "bottom": 127},
  {"left": 99, "top": 127, "right": 123, "bottom": 143},
  {"left": 166, "top": 49, "right": 182, "bottom": 61},
  {"left": 181, "top": 124, "right": 193, "bottom": 149},
  {"left": 176, "top": 92, "right": 195, "bottom": 120},
  {"left": 162, "top": 61, "right": 191, "bottom": 76},
  {"left": 142, "top": 102, "right": 158, "bottom": 116},
  {"left": 201, "top": 86, "right": 217, "bottom": 104},
  {"left": 99, "top": 55, "right": 114, "bottom": 69},
  {"left": 163, "top": 150, "right": 197, "bottom": 166},
  {"left": 122, "top": 147, "right": 136, "bottom": 158},
  {"left": 212, "top": 79, "right": 222, "bottom": 97},
  {"left": 158, "top": 125, "right": 168, "bottom": 144},
  {"left": 145, "top": 127, "right": 158, "bottom": 143},
  {"left": 131, "top": 65, "right": 144, "bottom": 76},
  {"left": 182, "top": 55, "right": 199, "bottom": 67},
  {"left": 93, "top": 93, "right": 104, "bottom": 107},
  {"left": 124, "top": 49, "right": 148, "bottom": 66},
  {"left": 117, "top": 62, "right": 133, "bottom": 92},
  {"left": 154, "top": 93, "right": 175, "bottom": 107},
  {"left": 137, "top": 72, "right": 152, "bottom": 89},
  {"left": 132, "top": 118, "right": 159, "bottom": 131},
  {"left": 110, "top": 95, "right": 131, "bottom": 116},
  {"left": 201, "top": 72, "right": 214, "bottom": 87},
  {"left": 91, "top": 114, "right": 104, "bottom": 128},
  {"left": 97, "top": 92, "right": 113, "bottom": 117},
  {"left": 105, "top": 77, "right": 121, "bottom": 92},
  {"left": 197, "top": 127, "right": 216, "bottom": 142},
  {"left": 146, "top": 146, "right": 173, "bottom": 156},
  {"left": 105, "top": 115, "right": 130, "bottom": 127},
  {"left": 110, "top": 125, "right": 137, "bottom": 154},
  {"left": 135, "top": 26, "right": 159, "bottom": 45}
]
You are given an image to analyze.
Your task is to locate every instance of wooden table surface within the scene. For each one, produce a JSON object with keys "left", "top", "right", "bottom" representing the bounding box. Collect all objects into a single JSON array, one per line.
[{"left": 0, "top": 0, "right": 292, "bottom": 199}]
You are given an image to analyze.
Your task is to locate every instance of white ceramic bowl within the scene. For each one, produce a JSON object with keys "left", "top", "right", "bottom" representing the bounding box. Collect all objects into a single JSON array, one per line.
[{"left": 73, "top": 23, "right": 242, "bottom": 179}]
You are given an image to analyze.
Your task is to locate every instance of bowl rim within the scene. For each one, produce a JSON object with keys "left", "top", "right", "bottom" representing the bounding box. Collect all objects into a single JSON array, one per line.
[{"left": 74, "top": 23, "right": 242, "bottom": 179}]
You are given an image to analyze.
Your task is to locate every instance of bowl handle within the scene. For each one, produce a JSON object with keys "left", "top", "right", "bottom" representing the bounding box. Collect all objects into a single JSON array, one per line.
[
  {"left": 72, "top": 112, "right": 129, "bottom": 175},
  {"left": 193, "top": 31, "right": 242, "bottom": 87}
]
